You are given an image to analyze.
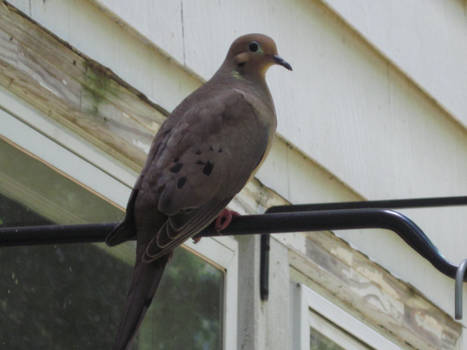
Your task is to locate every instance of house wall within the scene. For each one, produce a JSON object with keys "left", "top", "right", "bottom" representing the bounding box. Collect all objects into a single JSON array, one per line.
[{"left": 3, "top": 0, "right": 467, "bottom": 348}]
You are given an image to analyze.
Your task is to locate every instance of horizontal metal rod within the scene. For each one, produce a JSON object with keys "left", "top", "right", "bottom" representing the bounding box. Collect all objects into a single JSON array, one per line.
[
  {"left": 205, "top": 209, "right": 461, "bottom": 279},
  {"left": 0, "top": 223, "right": 115, "bottom": 246},
  {"left": 0, "top": 208, "right": 464, "bottom": 282},
  {"left": 267, "top": 195, "right": 467, "bottom": 213}
]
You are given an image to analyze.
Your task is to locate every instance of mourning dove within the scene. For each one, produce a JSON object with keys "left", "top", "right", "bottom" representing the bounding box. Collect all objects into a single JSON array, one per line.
[{"left": 106, "top": 33, "right": 291, "bottom": 349}]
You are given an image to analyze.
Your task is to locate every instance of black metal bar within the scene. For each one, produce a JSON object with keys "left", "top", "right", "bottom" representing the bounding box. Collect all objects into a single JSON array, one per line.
[
  {"left": 2, "top": 196, "right": 466, "bottom": 316},
  {"left": 258, "top": 196, "right": 467, "bottom": 301},
  {"left": 259, "top": 234, "right": 270, "bottom": 300},
  {"left": 267, "top": 195, "right": 467, "bottom": 213},
  {"left": 209, "top": 210, "right": 453, "bottom": 278},
  {"left": 0, "top": 208, "right": 464, "bottom": 283},
  {"left": 0, "top": 223, "right": 117, "bottom": 246}
]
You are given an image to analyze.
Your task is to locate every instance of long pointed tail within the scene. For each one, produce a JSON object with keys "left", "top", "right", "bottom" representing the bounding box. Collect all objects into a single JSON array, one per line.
[{"left": 113, "top": 255, "right": 169, "bottom": 350}]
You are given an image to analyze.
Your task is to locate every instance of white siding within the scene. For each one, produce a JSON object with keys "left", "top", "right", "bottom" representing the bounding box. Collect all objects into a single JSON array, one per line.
[{"left": 322, "top": 0, "right": 467, "bottom": 128}]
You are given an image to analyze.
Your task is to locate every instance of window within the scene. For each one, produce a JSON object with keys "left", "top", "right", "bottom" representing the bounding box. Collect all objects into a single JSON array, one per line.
[
  {"left": 0, "top": 94, "right": 238, "bottom": 349},
  {"left": 291, "top": 283, "right": 401, "bottom": 350}
]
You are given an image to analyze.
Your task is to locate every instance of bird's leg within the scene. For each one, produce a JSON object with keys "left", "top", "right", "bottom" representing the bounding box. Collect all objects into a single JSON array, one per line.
[{"left": 215, "top": 208, "right": 240, "bottom": 232}]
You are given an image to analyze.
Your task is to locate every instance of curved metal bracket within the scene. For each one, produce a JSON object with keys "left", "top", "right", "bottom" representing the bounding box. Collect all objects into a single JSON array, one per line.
[{"left": 455, "top": 259, "right": 467, "bottom": 319}]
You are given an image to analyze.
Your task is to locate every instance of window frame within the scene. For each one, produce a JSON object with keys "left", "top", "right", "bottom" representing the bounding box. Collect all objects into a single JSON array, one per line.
[
  {"left": 291, "top": 282, "right": 402, "bottom": 350},
  {"left": 0, "top": 87, "right": 238, "bottom": 350}
]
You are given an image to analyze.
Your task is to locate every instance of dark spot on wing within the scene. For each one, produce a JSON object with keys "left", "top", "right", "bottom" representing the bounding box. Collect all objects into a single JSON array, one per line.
[
  {"left": 196, "top": 160, "right": 205, "bottom": 165},
  {"left": 195, "top": 150, "right": 202, "bottom": 155},
  {"left": 170, "top": 163, "right": 183, "bottom": 173},
  {"left": 174, "top": 157, "right": 179, "bottom": 162},
  {"left": 209, "top": 146, "right": 214, "bottom": 151},
  {"left": 203, "top": 161, "right": 214, "bottom": 176},
  {"left": 177, "top": 177, "right": 187, "bottom": 189},
  {"left": 218, "top": 147, "right": 223, "bottom": 153}
]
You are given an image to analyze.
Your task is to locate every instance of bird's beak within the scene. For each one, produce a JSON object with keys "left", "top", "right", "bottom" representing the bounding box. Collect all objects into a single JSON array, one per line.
[{"left": 273, "top": 55, "right": 293, "bottom": 71}]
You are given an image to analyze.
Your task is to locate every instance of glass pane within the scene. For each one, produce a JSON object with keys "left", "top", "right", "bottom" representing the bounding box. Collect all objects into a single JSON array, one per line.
[
  {"left": 138, "top": 248, "right": 224, "bottom": 350},
  {"left": 0, "top": 137, "right": 223, "bottom": 349},
  {"left": 310, "top": 327, "right": 345, "bottom": 350}
]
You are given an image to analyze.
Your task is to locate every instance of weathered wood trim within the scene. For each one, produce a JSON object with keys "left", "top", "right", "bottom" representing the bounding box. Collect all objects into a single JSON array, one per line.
[
  {"left": 0, "top": 0, "right": 168, "bottom": 172},
  {"left": 289, "top": 243, "right": 461, "bottom": 350},
  {"left": 0, "top": 1, "right": 462, "bottom": 349}
]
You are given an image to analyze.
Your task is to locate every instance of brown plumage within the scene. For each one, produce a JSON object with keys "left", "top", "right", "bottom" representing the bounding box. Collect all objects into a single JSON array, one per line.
[{"left": 106, "top": 33, "right": 291, "bottom": 349}]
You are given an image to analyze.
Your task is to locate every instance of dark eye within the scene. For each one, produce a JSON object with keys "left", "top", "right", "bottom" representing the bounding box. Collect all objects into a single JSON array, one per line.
[{"left": 249, "top": 42, "right": 259, "bottom": 52}]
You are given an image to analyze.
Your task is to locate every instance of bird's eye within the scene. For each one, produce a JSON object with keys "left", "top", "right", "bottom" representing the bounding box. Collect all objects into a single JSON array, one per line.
[{"left": 249, "top": 42, "right": 259, "bottom": 52}]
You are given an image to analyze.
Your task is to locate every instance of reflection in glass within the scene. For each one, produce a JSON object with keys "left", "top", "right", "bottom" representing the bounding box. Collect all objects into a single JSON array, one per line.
[
  {"left": 310, "top": 327, "right": 345, "bottom": 350},
  {"left": 0, "top": 137, "right": 223, "bottom": 349}
]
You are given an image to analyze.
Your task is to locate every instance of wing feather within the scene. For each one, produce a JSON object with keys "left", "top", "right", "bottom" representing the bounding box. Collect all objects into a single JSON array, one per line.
[{"left": 142, "top": 197, "right": 232, "bottom": 262}]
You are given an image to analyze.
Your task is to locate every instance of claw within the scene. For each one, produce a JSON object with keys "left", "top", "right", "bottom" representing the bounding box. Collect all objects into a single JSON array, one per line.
[{"left": 215, "top": 209, "right": 240, "bottom": 232}]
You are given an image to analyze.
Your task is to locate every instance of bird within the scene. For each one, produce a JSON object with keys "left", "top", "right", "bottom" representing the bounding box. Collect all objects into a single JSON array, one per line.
[{"left": 105, "top": 33, "right": 292, "bottom": 350}]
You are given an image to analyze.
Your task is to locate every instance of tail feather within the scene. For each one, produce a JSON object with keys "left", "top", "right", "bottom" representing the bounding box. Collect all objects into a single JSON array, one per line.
[{"left": 113, "top": 255, "right": 169, "bottom": 350}]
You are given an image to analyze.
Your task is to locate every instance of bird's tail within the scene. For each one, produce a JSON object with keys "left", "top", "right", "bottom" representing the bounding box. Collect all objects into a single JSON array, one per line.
[{"left": 112, "top": 255, "right": 169, "bottom": 350}]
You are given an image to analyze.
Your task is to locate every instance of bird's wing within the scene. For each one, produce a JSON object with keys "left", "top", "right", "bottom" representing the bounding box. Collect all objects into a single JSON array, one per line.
[
  {"left": 105, "top": 116, "right": 172, "bottom": 247},
  {"left": 134, "top": 89, "right": 272, "bottom": 261}
]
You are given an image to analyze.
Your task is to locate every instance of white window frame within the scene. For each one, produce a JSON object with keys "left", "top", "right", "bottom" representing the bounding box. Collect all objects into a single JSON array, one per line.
[
  {"left": 0, "top": 86, "right": 238, "bottom": 350},
  {"left": 291, "top": 282, "right": 402, "bottom": 350}
]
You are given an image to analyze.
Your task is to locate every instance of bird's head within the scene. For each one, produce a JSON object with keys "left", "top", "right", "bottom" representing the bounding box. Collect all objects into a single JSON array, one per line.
[{"left": 226, "top": 33, "right": 292, "bottom": 78}]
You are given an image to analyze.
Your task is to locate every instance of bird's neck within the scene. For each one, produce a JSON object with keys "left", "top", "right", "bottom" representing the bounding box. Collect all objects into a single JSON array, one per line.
[{"left": 212, "top": 62, "right": 275, "bottom": 109}]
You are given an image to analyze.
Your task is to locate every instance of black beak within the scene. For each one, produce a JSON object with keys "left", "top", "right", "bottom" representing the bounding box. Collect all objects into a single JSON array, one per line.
[{"left": 273, "top": 55, "right": 292, "bottom": 71}]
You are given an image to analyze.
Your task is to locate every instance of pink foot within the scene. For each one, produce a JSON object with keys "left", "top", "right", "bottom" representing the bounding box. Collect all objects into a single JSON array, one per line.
[
  {"left": 192, "top": 235, "right": 202, "bottom": 244},
  {"left": 215, "top": 209, "right": 240, "bottom": 232}
]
